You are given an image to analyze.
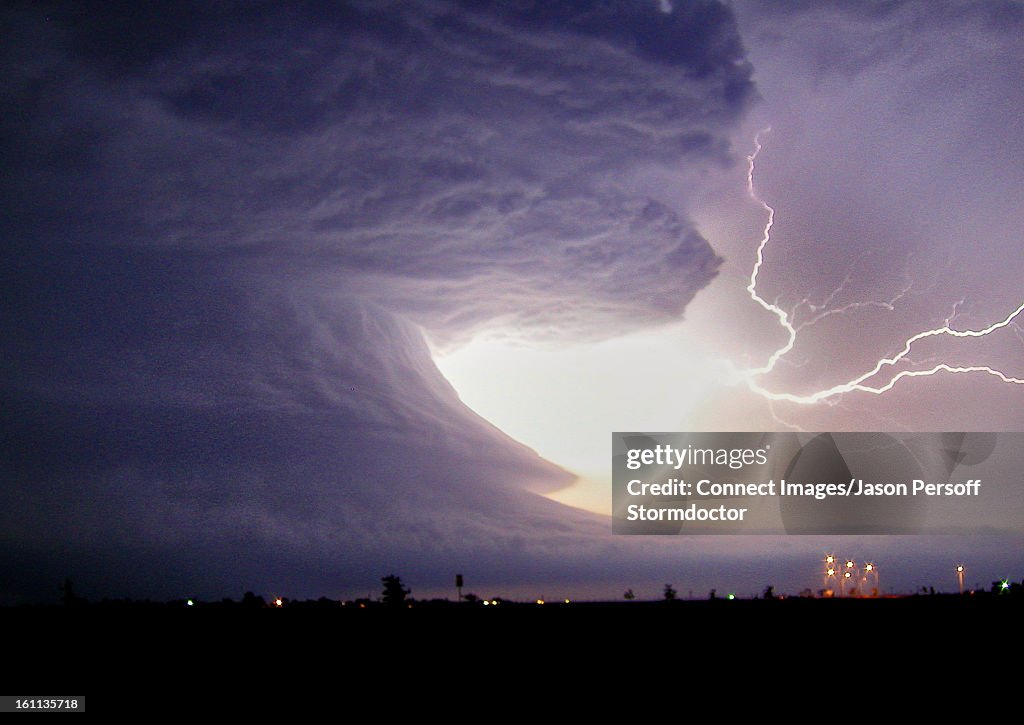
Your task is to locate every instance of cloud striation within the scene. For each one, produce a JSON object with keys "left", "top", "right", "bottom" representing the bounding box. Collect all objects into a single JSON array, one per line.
[{"left": 0, "top": 0, "right": 754, "bottom": 601}]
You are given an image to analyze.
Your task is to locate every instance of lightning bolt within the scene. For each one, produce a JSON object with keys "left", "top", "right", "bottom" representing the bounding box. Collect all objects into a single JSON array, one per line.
[
  {"left": 738, "top": 128, "right": 1024, "bottom": 405},
  {"left": 792, "top": 259, "right": 915, "bottom": 333}
]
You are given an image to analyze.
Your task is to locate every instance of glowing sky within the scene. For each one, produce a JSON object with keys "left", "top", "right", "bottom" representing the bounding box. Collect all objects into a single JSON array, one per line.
[
  {"left": 2, "top": 0, "right": 1023, "bottom": 604},
  {"left": 437, "top": 0, "right": 1024, "bottom": 513}
]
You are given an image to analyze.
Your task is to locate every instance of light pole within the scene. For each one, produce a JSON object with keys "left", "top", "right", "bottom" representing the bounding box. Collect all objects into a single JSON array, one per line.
[
  {"left": 955, "top": 565, "right": 965, "bottom": 594},
  {"left": 864, "top": 562, "right": 879, "bottom": 596},
  {"left": 823, "top": 554, "right": 837, "bottom": 597},
  {"left": 843, "top": 559, "right": 857, "bottom": 597}
]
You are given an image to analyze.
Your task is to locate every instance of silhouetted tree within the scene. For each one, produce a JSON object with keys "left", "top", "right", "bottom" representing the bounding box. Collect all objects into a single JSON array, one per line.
[
  {"left": 663, "top": 583, "right": 677, "bottom": 601},
  {"left": 624, "top": 588, "right": 635, "bottom": 601},
  {"left": 763, "top": 585, "right": 775, "bottom": 600},
  {"left": 60, "top": 578, "right": 81, "bottom": 606},
  {"left": 241, "top": 591, "right": 266, "bottom": 608},
  {"left": 708, "top": 589, "right": 717, "bottom": 600},
  {"left": 381, "top": 574, "right": 410, "bottom": 605},
  {"left": 462, "top": 593, "right": 479, "bottom": 603}
]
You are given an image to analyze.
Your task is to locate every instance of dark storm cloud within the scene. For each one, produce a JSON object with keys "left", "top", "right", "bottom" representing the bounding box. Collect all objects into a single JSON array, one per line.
[
  {"left": 0, "top": 1, "right": 754, "bottom": 601},
  {"left": 3, "top": 0, "right": 751, "bottom": 342}
]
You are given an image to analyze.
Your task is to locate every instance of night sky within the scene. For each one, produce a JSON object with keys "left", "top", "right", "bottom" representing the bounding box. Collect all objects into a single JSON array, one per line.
[{"left": 3, "top": 1, "right": 1023, "bottom": 604}]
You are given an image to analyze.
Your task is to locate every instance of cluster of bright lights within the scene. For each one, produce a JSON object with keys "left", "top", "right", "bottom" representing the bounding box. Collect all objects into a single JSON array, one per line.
[
  {"left": 738, "top": 130, "right": 1024, "bottom": 405},
  {"left": 824, "top": 555, "right": 869, "bottom": 573},
  {"left": 823, "top": 554, "right": 877, "bottom": 593}
]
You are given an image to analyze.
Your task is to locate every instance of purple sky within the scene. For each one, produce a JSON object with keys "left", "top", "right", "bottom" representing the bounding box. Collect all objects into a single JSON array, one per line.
[{"left": 3, "top": 1, "right": 1023, "bottom": 604}]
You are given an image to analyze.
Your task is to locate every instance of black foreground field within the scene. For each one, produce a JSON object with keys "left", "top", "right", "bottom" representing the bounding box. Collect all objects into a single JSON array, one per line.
[{"left": 7, "top": 592, "right": 1022, "bottom": 708}]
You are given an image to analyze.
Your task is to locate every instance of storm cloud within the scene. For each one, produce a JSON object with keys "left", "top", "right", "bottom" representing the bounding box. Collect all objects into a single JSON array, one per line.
[{"left": 1, "top": 1, "right": 755, "bottom": 601}]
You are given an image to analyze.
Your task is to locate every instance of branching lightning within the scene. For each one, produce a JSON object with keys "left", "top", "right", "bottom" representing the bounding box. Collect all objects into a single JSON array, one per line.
[
  {"left": 738, "top": 128, "right": 1024, "bottom": 405},
  {"left": 792, "top": 262, "right": 914, "bottom": 332}
]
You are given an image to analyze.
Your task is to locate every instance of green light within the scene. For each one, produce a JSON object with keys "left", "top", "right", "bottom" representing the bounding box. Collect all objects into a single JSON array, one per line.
[
  {"left": 1001, "top": 580, "right": 1010, "bottom": 590},
  {"left": 727, "top": 593, "right": 736, "bottom": 600}
]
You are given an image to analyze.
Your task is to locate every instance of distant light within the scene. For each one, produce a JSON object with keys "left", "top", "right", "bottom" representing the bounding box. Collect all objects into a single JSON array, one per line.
[
  {"left": 536, "top": 599, "right": 545, "bottom": 605},
  {"left": 274, "top": 598, "right": 283, "bottom": 607},
  {"left": 1001, "top": 580, "right": 1010, "bottom": 591},
  {"left": 956, "top": 565, "right": 964, "bottom": 573},
  {"left": 491, "top": 599, "right": 499, "bottom": 606},
  {"left": 844, "top": 572, "right": 851, "bottom": 579},
  {"left": 826, "top": 555, "right": 834, "bottom": 564},
  {"left": 845, "top": 560, "right": 854, "bottom": 569},
  {"left": 186, "top": 599, "right": 194, "bottom": 607},
  {"left": 564, "top": 599, "right": 571, "bottom": 604},
  {"left": 483, "top": 600, "right": 490, "bottom": 606},
  {"left": 727, "top": 593, "right": 736, "bottom": 600},
  {"left": 827, "top": 568, "right": 836, "bottom": 576},
  {"left": 865, "top": 564, "right": 874, "bottom": 572}
]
